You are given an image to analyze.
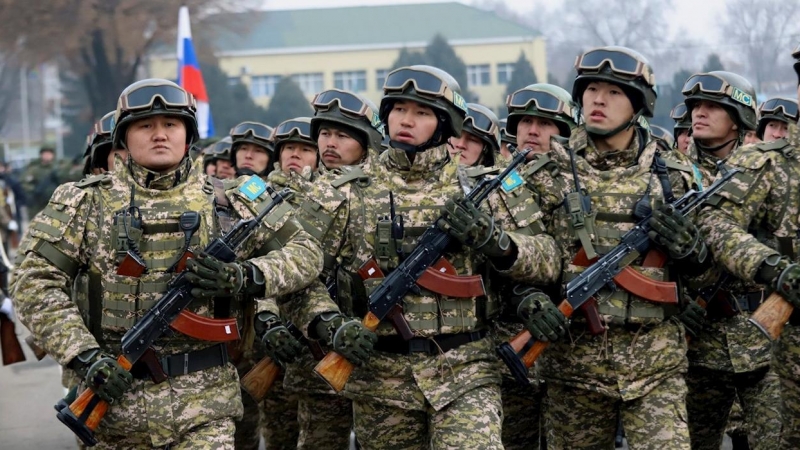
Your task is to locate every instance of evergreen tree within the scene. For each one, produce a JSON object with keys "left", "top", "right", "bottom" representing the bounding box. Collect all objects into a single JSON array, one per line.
[
  {"left": 264, "top": 76, "right": 313, "bottom": 126},
  {"left": 424, "top": 34, "right": 470, "bottom": 98},
  {"left": 702, "top": 53, "right": 725, "bottom": 72},
  {"left": 391, "top": 48, "right": 428, "bottom": 70},
  {"left": 200, "top": 60, "right": 269, "bottom": 136},
  {"left": 504, "top": 52, "right": 538, "bottom": 98}
]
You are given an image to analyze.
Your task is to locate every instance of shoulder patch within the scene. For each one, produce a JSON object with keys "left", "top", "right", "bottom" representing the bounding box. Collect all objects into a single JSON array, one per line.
[
  {"left": 238, "top": 176, "right": 268, "bottom": 202},
  {"left": 501, "top": 169, "right": 524, "bottom": 193}
]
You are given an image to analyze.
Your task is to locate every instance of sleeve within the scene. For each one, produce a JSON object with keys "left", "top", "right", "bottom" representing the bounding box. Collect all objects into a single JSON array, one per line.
[
  {"left": 10, "top": 184, "right": 96, "bottom": 366},
  {"left": 277, "top": 278, "right": 340, "bottom": 338}
]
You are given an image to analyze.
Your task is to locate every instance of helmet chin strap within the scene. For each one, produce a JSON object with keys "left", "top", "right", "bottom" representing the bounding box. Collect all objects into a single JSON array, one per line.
[
  {"left": 696, "top": 138, "right": 738, "bottom": 154},
  {"left": 585, "top": 109, "right": 644, "bottom": 138}
]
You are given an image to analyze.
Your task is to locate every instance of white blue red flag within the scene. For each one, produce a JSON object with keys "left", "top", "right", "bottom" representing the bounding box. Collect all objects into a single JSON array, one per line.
[{"left": 177, "top": 6, "right": 214, "bottom": 138}]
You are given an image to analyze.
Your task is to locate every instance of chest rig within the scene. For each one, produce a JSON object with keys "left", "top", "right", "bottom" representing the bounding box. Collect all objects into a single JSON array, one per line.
[{"left": 560, "top": 137, "right": 681, "bottom": 327}]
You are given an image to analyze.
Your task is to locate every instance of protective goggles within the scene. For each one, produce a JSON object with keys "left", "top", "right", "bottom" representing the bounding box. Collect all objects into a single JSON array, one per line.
[
  {"left": 759, "top": 98, "right": 799, "bottom": 121},
  {"left": 681, "top": 73, "right": 756, "bottom": 108},
  {"left": 230, "top": 122, "right": 273, "bottom": 142},
  {"left": 119, "top": 82, "right": 195, "bottom": 113},
  {"left": 465, "top": 106, "right": 499, "bottom": 137},
  {"left": 93, "top": 112, "right": 115, "bottom": 136},
  {"left": 313, "top": 89, "right": 371, "bottom": 117},
  {"left": 670, "top": 103, "right": 688, "bottom": 122},
  {"left": 211, "top": 139, "right": 232, "bottom": 155},
  {"left": 575, "top": 49, "right": 655, "bottom": 86},
  {"left": 383, "top": 67, "right": 464, "bottom": 108},
  {"left": 506, "top": 88, "right": 574, "bottom": 117},
  {"left": 272, "top": 119, "right": 312, "bottom": 141}
]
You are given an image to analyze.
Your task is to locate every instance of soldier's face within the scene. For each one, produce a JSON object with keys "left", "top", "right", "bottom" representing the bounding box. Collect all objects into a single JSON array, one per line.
[
  {"left": 205, "top": 163, "right": 216, "bottom": 176},
  {"left": 387, "top": 100, "right": 438, "bottom": 145},
  {"left": 516, "top": 115, "right": 561, "bottom": 157},
  {"left": 744, "top": 130, "right": 760, "bottom": 145},
  {"left": 235, "top": 143, "right": 270, "bottom": 174},
  {"left": 106, "top": 149, "right": 128, "bottom": 172},
  {"left": 764, "top": 120, "right": 789, "bottom": 141},
  {"left": 126, "top": 115, "right": 187, "bottom": 173},
  {"left": 448, "top": 131, "right": 484, "bottom": 166},
  {"left": 279, "top": 142, "right": 318, "bottom": 174},
  {"left": 691, "top": 100, "right": 737, "bottom": 143},
  {"left": 676, "top": 129, "right": 691, "bottom": 154},
  {"left": 582, "top": 82, "right": 635, "bottom": 132},
  {"left": 318, "top": 126, "right": 365, "bottom": 169},
  {"left": 215, "top": 159, "right": 236, "bottom": 179},
  {"left": 40, "top": 150, "right": 55, "bottom": 164}
]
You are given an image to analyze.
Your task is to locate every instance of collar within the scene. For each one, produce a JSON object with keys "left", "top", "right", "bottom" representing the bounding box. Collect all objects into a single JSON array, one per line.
[
  {"left": 570, "top": 125, "right": 644, "bottom": 172},
  {"left": 383, "top": 144, "right": 450, "bottom": 181},
  {"left": 125, "top": 156, "right": 192, "bottom": 190}
]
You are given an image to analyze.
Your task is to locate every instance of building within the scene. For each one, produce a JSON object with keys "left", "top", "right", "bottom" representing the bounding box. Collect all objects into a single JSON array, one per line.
[{"left": 147, "top": 2, "right": 545, "bottom": 113}]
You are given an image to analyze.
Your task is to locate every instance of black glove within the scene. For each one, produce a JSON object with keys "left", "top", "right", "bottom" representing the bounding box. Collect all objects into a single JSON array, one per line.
[
  {"left": 649, "top": 205, "right": 709, "bottom": 275},
  {"left": 756, "top": 255, "right": 800, "bottom": 309},
  {"left": 185, "top": 252, "right": 265, "bottom": 299},
  {"left": 314, "top": 313, "right": 377, "bottom": 366},
  {"left": 676, "top": 302, "right": 707, "bottom": 337},
  {"left": 69, "top": 349, "right": 133, "bottom": 404},
  {"left": 254, "top": 312, "right": 304, "bottom": 365},
  {"left": 438, "top": 194, "right": 511, "bottom": 258},
  {"left": 515, "top": 287, "right": 567, "bottom": 342}
]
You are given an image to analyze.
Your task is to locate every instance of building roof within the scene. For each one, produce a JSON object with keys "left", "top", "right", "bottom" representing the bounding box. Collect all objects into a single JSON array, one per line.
[{"left": 209, "top": 2, "right": 539, "bottom": 56}]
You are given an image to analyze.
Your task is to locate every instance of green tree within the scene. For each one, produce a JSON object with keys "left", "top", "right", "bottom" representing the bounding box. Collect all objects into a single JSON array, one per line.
[
  {"left": 200, "top": 60, "right": 268, "bottom": 136},
  {"left": 391, "top": 48, "right": 428, "bottom": 70},
  {"left": 504, "top": 52, "right": 538, "bottom": 99},
  {"left": 702, "top": 53, "right": 725, "bottom": 72},
  {"left": 424, "top": 34, "right": 471, "bottom": 99},
  {"left": 264, "top": 76, "right": 313, "bottom": 126}
]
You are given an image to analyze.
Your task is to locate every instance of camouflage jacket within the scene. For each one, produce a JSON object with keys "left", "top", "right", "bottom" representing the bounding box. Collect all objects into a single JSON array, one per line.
[{"left": 523, "top": 126, "right": 699, "bottom": 400}]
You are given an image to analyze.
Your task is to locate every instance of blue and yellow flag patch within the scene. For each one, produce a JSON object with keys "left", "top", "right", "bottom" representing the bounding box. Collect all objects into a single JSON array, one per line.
[
  {"left": 239, "top": 176, "right": 267, "bottom": 201},
  {"left": 501, "top": 169, "right": 524, "bottom": 193}
]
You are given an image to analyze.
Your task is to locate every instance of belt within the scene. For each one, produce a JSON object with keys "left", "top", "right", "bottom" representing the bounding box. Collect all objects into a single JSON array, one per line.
[
  {"left": 374, "top": 330, "right": 487, "bottom": 355},
  {"left": 130, "top": 343, "right": 229, "bottom": 380}
]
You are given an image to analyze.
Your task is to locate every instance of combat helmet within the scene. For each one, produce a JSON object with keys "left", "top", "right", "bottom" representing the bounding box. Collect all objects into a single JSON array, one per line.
[
  {"left": 682, "top": 71, "right": 758, "bottom": 132},
  {"left": 460, "top": 103, "right": 501, "bottom": 166},
  {"left": 230, "top": 121, "right": 274, "bottom": 176},
  {"left": 311, "top": 89, "right": 385, "bottom": 153},
  {"left": 506, "top": 83, "right": 577, "bottom": 138},
  {"left": 112, "top": 78, "right": 199, "bottom": 149},
  {"left": 499, "top": 118, "right": 515, "bottom": 147},
  {"left": 756, "top": 97, "right": 799, "bottom": 139},
  {"left": 649, "top": 125, "right": 675, "bottom": 152},
  {"left": 670, "top": 102, "right": 691, "bottom": 143},
  {"left": 379, "top": 65, "right": 468, "bottom": 152},
  {"left": 209, "top": 136, "right": 233, "bottom": 162},
  {"left": 84, "top": 110, "right": 115, "bottom": 174}
]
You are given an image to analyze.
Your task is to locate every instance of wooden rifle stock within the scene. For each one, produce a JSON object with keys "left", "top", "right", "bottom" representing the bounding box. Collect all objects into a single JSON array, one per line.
[
  {"left": 240, "top": 356, "right": 282, "bottom": 401},
  {"left": 314, "top": 311, "right": 381, "bottom": 392},
  {"left": 749, "top": 292, "right": 793, "bottom": 341},
  {"left": 1, "top": 312, "right": 25, "bottom": 365},
  {"left": 25, "top": 335, "right": 47, "bottom": 361}
]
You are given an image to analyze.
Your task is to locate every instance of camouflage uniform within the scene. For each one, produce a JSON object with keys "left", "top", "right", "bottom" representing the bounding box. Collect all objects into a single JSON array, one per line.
[
  {"left": 524, "top": 126, "right": 700, "bottom": 450},
  {"left": 20, "top": 157, "right": 61, "bottom": 216},
  {"left": 10, "top": 154, "right": 323, "bottom": 449},
  {"left": 697, "top": 124, "right": 800, "bottom": 450},
  {"left": 685, "top": 140, "right": 780, "bottom": 450}
]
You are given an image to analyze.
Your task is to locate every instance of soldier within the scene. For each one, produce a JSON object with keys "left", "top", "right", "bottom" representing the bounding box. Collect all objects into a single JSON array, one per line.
[
  {"left": 499, "top": 118, "right": 515, "bottom": 162},
  {"left": 200, "top": 139, "right": 220, "bottom": 177},
  {"left": 213, "top": 136, "right": 237, "bottom": 180},
  {"left": 21, "top": 144, "right": 61, "bottom": 216},
  {"left": 757, "top": 97, "right": 798, "bottom": 142},
  {"left": 10, "top": 79, "right": 323, "bottom": 449},
  {"left": 274, "top": 118, "right": 318, "bottom": 175},
  {"left": 230, "top": 121, "right": 274, "bottom": 178},
  {"left": 671, "top": 102, "right": 692, "bottom": 155},
  {"left": 650, "top": 125, "right": 676, "bottom": 153},
  {"left": 680, "top": 70, "right": 780, "bottom": 450},
  {"left": 506, "top": 83, "right": 577, "bottom": 157},
  {"left": 447, "top": 102, "right": 500, "bottom": 167},
  {"left": 696, "top": 47, "right": 800, "bottom": 450},
  {"left": 521, "top": 46, "right": 707, "bottom": 449},
  {"left": 282, "top": 65, "right": 560, "bottom": 449}
]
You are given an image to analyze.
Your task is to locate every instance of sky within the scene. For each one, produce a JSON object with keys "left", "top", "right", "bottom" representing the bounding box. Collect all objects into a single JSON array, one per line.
[{"left": 261, "top": 0, "right": 728, "bottom": 46}]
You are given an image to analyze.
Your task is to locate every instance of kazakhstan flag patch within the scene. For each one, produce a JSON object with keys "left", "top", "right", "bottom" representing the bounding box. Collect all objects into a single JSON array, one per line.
[
  {"left": 239, "top": 176, "right": 268, "bottom": 201},
  {"left": 501, "top": 169, "right": 524, "bottom": 193}
]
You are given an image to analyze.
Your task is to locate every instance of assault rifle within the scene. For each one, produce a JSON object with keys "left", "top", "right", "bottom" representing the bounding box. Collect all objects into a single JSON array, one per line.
[
  {"left": 497, "top": 164, "right": 739, "bottom": 384},
  {"left": 314, "top": 149, "right": 531, "bottom": 392},
  {"left": 56, "top": 187, "right": 293, "bottom": 447}
]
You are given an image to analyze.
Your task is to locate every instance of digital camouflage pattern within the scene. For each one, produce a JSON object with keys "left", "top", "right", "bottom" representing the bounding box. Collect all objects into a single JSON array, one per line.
[
  {"left": 697, "top": 123, "right": 800, "bottom": 449},
  {"left": 281, "top": 143, "right": 560, "bottom": 448},
  {"left": 261, "top": 377, "right": 301, "bottom": 449},
  {"left": 10, "top": 155, "right": 322, "bottom": 448},
  {"left": 523, "top": 125, "right": 700, "bottom": 447}
]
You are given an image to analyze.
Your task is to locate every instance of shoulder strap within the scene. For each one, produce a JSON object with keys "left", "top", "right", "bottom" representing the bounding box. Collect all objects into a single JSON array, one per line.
[
  {"left": 74, "top": 173, "right": 112, "bottom": 189},
  {"left": 652, "top": 152, "right": 675, "bottom": 203},
  {"left": 331, "top": 167, "right": 368, "bottom": 188},
  {"left": 755, "top": 139, "right": 793, "bottom": 158}
]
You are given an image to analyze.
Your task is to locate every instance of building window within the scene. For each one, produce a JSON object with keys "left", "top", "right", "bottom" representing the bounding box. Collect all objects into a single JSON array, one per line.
[
  {"left": 249, "top": 75, "right": 280, "bottom": 98},
  {"left": 334, "top": 70, "right": 367, "bottom": 92},
  {"left": 376, "top": 69, "right": 390, "bottom": 90},
  {"left": 467, "top": 64, "right": 491, "bottom": 87},
  {"left": 291, "top": 72, "right": 325, "bottom": 96},
  {"left": 497, "top": 63, "right": 515, "bottom": 84},
  {"left": 227, "top": 76, "right": 241, "bottom": 87}
]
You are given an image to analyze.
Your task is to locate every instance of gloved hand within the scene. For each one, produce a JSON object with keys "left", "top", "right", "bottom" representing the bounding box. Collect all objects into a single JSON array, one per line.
[
  {"left": 438, "top": 194, "right": 511, "bottom": 258},
  {"left": 254, "top": 312, "right": 304, "bottom": 365},
  {"left": 676, "top": 302, "right": 707, "bottom": 337},
  {"left": 314, "top": 313, "right": 377, "bottom": 366},
  {"left": 648, "top": 205, "right": 707, "bottom": 260},
  {"left": 185, "top": 252, "right": 264, "bottom": 299},
  {"left": 515, "top": 287, "right": 567, "bottom": 342},
  {"left": 69, "top": 349, "right": 133, "bottom": 404},
  {"left": 756, "top": 255, "right": 800, "bottom": 309}
]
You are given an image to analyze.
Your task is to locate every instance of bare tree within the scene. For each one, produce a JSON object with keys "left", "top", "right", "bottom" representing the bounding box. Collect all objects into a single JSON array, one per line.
[
  {"left": 0, "top": 51, "right": 21, "bottom": 134},
  {"left": 718, "top": 0, "right": 800, "bottom": 93}
]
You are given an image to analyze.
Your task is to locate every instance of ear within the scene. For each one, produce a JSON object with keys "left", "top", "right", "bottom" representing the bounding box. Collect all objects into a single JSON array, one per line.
[{"left": 732, "top": 124, "right": 738, "bottom": 130}]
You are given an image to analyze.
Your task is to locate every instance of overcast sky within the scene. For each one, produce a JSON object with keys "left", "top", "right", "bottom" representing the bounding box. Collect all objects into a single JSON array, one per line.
[{"left": 261, "top": 0, "right": 727, "bottom": 46}]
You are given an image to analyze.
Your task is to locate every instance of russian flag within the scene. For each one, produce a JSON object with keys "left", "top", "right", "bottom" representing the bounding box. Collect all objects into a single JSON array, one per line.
[{"left": 177, "top": 6, "right": 214, "bottom": 138}]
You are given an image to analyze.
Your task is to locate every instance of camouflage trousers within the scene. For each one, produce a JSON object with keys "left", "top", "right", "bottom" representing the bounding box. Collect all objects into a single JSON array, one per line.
[
  {"left": 261, "top": 377, "right": 300, "bottom": 450},
  {"left": 235, "top": 385, "right": 263, "bottom": 450},
  {"left": 544, "top": 373, "right": 690, "bottom": 450},
  {"left": 95, "top": 418, "right": 236, "bottom": 449},
  {"left": 352, "top": 383, "right": 504, "bottom": 450},
  {"left": 296, "top": 392, "right": 352, "bottom": 449},
  {"left": 774, "top": 324, "right": 800, "bottom": 449},
  {"left": 501, "top": 376, "right": 543, "bottom": 450},
  {"left": 685, "top": 365, "right": 780, "bottom": 450}
]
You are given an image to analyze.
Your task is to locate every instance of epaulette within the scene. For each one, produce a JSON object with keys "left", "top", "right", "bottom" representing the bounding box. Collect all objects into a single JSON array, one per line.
[
  {"left": 523, "top": 153, "right": 553, "bottom": 178},
  {"left": 331, "top": 166, "right": 369, "bottom": 188},
  {"left": 74, "top": 173, "right": 112, "bottom": 188},
  {"left": 464, "top": 165, "right": 500, "bottom": 179},
  {"left": 754, "top": 139, "right": 793, "bottom": 158}
]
